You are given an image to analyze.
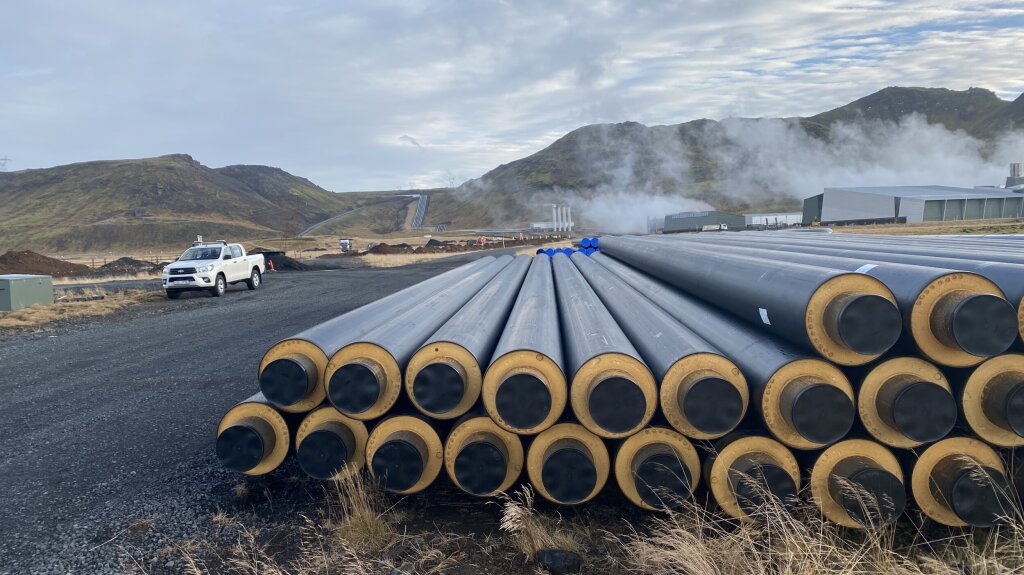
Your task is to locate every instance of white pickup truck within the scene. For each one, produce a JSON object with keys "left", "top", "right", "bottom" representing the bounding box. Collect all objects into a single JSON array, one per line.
[{"left": 162, "top": 241, "right": 265, "bottom": 299}]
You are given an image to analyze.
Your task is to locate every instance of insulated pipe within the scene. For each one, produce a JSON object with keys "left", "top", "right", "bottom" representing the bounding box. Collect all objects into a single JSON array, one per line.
[
  {"left": 572, "top": 251, "right": 748, "bottom": 439},
  {"left": 911, "top": 437, "right": 1014, "bottom": 527},
  {"left": 673, "top": 233, "right": 1024, "bottom": 349},
  {"left": 259, "top": 257, "right": 496, "bottom": 412},
  {"left": 294, "top": 406, "right": 368, "bottom": 480},
  {"left": 600, "top": 236, "right": 901, "bottom": 366},
  {"left": 526, "top": 422, "right": 610, "bottom": 505},
  {"left": 366, "top": 414, "right": 444, "bottom": 495},
  {"left": 406, "top": 255, "right": 532, "bottom": 419},
  {"left": 856, "top": 358, "right": 957, "bottom": 448},
  {"left": 326, "top": 256, "right": 511, "bottom": 420},
  {"left": 810, "top": 439, "right": 906, "bottom": 528},
  {"left": 737, "top": 231, "right": 1024, "bottom": 268},
  {"left": 443, "top": 412, "right": 524, "bottom": 497},
  {"left": 956, "top": 354, "right": 1024, "bottom": 447},
  {"left": 551, "top": 253, "right": 658, "bottom": 438},
  {"left": 594, "top": 254, "right": 855, "bottom": 450},
  {"left": 647, "top": 237, "right": 1016, "bottom": 367},
  {"left": 482, "top": 257, "right": 568, "bottom": 435},
  {"left": 216, "top": 392, "right": 293, "bottom": 476},
  {"left": 614, "top": 427, "right": 700, "bottom": 510},
  {"left": 703, "top": 434, "right": 801, "bottom": 522}
]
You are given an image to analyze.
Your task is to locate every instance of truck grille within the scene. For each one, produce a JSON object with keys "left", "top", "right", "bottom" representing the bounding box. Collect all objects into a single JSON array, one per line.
[{"left": 171, "top": 268, "right": 196, "bottom": 275}]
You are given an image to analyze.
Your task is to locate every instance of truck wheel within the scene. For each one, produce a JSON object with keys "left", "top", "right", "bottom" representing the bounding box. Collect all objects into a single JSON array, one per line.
[
  {"left": 166, "top": 290, "right": 181, "bottom": 300},
  {"left": 211, "top": 274, "right": 226, "bottom": 297},
  {"left": 246, "top": 268, "right": 262, "bottom": 290}
]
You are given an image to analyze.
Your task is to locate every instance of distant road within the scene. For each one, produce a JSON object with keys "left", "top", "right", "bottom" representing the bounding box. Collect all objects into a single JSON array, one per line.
[{"left": 298, "top": 196, "right": 414, "bottom": 236}]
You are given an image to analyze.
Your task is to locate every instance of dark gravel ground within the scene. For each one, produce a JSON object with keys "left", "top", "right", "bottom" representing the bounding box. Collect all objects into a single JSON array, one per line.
[{"left": 0, "top": 250, "right": 537, "bottom": 574}]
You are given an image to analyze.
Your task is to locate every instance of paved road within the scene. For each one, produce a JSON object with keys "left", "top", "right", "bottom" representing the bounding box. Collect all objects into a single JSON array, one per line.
[{"left": 0, "top": 251, "right": 512, "bottom": 573}]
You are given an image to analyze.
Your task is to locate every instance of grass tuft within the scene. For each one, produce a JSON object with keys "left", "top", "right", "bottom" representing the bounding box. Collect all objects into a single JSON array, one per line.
[
  {"left": 0, "top": 288, "right": 162, "bottom": 329},
  {"left": 499, "top": 485, "right": 584, "bottom": 557}
]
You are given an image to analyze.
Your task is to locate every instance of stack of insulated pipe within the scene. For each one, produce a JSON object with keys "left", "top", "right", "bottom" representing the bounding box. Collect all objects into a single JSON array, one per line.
[
  {"left": 636, "top": 235, "right": 1018, "bottom": 367},
  {"left": 589, "top": 253, "right": 888, "bottom": 524},
  {"left": 598, "top": 233, "right": 1024, "bottom": 527},
  {"left": 216, "top": 257, "right": 503, "bottom": 480},
  {"left": 525, "top": 253, "right": 660, "bottom": 505},
  {"left": 662, "top": 232, "right": 1024, "bottom": 348},
  {"left": 257, "top": 256, "right": 497, "bottom": 414},
  {"left": 215, "top": 229, "right": 1024, "bottom": 530},
  {"left": 662, "top": 232, "right": 1024, "bottom": 445}
]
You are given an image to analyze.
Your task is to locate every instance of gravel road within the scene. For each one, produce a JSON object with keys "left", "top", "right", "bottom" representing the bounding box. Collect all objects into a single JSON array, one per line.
[{"left": 0, "top": 251, "right": 516, "bottom": 573}]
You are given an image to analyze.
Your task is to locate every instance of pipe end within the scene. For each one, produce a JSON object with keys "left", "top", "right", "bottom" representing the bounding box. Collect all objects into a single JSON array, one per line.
[
  {"left": 891, "top": 382, "right": 957, "bottom": 443},
  {"left": 413, "top": 363, "right": 466, "bottom": 415},
  {"left": 329, "top": 363, "right": 382, "bottom": 414},
  {"left": 950, "top": 466, "right": 1014, "bottom": 527},
  {"left": 634, "top": 453, "right": 692, "bottom": 509},
  {"left": 260, "top": 358, "right": 311, "bottom": 406},
  {"left": 589, "top": 376, "right": 646, "bottom": 434},
  {"left": 680, "top": 377, "right": 744, "bottom": 436},
  {"left": 297, "top": 429, "right": 349, "bottom": 479},
  {"left": 541, "top": 447, "right": 597, "bottom": 504},
  {"left": 216, "top": 424, "right": 265, "bottom": 473},
  {"left": 835, "top": 294, "right": 902, "bottom": 355},
  {"left": 371, "top": 439, "right": 424, "bottom": 493},
  {"left": 1006, "top": 382, "right": 1024, "bottom": 437},
  {"left": 790, "top": 384, "right": 854, "bottom": 445},
  {"left": 453, "top": 441, "right": 508, "bottom": 495},
  {"left": 840, "top": 468, "right": 906, "bottom": 527},
  {"left": 496, "top": 373, "right": 551, "bottom": 430},
  {"left": 951, "top": 295, "right": 1018, "bottom": 357},
  {"left": 734, "top": 464, "right": 798, "bottom": 516}
]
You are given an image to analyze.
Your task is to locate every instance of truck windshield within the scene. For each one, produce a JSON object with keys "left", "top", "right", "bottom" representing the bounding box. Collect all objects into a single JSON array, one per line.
[{"left": 179, "top": 247, "right": 222, "bottom": 261}]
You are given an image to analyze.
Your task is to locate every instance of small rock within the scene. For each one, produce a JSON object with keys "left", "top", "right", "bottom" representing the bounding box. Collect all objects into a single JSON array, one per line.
[{"left": 535, "top": 548, "right": 582, "bottom": 574}]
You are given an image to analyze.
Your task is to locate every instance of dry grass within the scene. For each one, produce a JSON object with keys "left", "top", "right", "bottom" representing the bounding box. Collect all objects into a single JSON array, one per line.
[
  {"left": 0, "top": 288, "right": 163, "bottom": 329},
  {"left": 616, "top": 479, "right": 1024, "bottom": 575},
  {"left": 499, "top": 485, "right": 585, "bottom": 557},
  {"left": 53, "top": 271, "right": 161, "bottom": 285},
  {"left": 181, "top": 472, "right": 417, "bottom": 574},
  {"left": 321, "top": 470, "right": 397, "bottom": 554},
  {"left": 232, "top": 483, "right": 250, "bottom": 501}
]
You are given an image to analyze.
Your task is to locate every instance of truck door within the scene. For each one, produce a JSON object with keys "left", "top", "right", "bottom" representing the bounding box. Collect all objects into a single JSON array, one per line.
[{"left": 228, "top": 245, "right": 244, "bottom": 280}]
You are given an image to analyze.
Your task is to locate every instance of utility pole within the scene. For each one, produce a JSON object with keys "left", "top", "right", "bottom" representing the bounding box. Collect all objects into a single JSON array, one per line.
[{"left": 0, "top": 156, "right": 10, "bottom": 171}]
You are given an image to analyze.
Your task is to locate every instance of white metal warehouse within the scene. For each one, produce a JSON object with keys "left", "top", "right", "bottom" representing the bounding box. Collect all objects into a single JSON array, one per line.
[{"left": 802, "top": 186, "right": 1024, "bottom": 225}]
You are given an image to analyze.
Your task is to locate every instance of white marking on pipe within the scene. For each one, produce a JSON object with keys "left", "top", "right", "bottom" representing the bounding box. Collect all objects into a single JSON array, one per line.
[
  {"left": 759, "top": 308, "right": 771, "bottom": 325},
  {"left": 855, "top": 264, "right": 877, "bottom": 274}
]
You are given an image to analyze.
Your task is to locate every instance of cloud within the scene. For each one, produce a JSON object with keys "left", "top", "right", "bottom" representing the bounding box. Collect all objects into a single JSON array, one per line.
[{"left": 0, "top": 1, "right": 1022, "bottom": 191}]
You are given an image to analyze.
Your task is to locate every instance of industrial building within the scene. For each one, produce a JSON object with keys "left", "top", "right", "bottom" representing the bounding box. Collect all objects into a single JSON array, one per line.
[
  {"left": 663, "top": 210, "right": 746, "bottom": 233},
  {"left": 802, "top": 186, "right": 1024, "bottom": 225},
  {"left": 744, "top": 211, "right": 803, "bottom": 227}
]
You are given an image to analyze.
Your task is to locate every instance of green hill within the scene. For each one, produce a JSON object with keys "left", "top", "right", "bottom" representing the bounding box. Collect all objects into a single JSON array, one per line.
[{"left": 0, "top": 154, "right": 394, "bottom": 251}]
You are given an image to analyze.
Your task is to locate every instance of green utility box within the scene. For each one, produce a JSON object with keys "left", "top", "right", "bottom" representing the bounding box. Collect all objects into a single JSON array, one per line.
[{"left": 0, "top": 274, "right": 55, "bottom": 311}]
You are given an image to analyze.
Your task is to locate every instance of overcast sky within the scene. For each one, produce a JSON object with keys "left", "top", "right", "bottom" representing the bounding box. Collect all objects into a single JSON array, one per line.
[{"left": 2, "top": 1, "right": 1024, "bottom": 191}]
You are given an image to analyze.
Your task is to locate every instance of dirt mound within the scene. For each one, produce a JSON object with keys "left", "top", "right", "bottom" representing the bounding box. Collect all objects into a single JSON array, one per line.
[
  {"left": 93, "top": 257, "right": 163, "bottom": 275},
  {"left": 0, "top": 250, "right": 91, "bottom": 278},
  {"left": 248, "top": 250, "right": 309, "bottom": 271},
  {"left": 425, "top": 238, "right": 445, "bottom": 247}
]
